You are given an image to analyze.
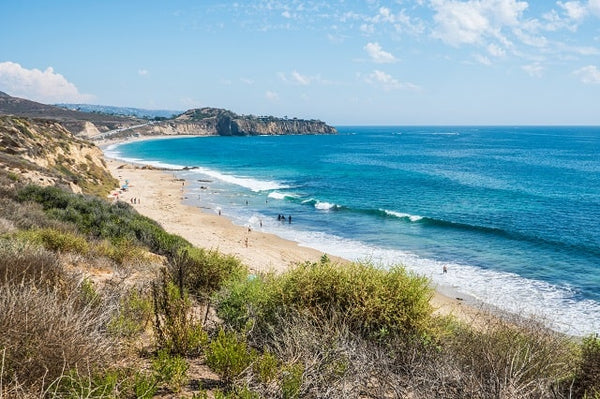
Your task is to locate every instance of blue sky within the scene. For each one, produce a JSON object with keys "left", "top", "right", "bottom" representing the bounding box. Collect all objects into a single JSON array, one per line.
[{"left": 1, "top": 0, "right": 599, "bottom": 124}]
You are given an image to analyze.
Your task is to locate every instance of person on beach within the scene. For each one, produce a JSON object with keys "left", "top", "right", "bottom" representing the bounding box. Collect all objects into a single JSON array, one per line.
[
  {"left": 288, "top": 215, "right": 292, "bottom": 224},
  {"left": 443, "top": 265, "right": 448, "bottom": 274}
]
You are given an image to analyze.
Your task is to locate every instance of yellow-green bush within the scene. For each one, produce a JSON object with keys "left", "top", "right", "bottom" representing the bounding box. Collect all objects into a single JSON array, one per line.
[
  {"left": 216, "top": 260, "right": 433, "bottom": 340},
  {"left": 205, "top": 328, "right": 257, "bottom": 383},
  {"left": 170, "top": 247, "right": 247, "bottom": 299},
  {"left": 15, "top": 227, "right": 89, "bottom": 254}
]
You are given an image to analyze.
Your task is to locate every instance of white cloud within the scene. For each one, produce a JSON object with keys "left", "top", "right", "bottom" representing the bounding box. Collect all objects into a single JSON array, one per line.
[
  {"left": 431, "top": 0, "right": 527, "bottom": 46},
  {"left": 364, "top": 42, "right": 397, "bottom": 63},
  {"left": 487, "top": 43, "right": 506, "bottom": 57},
  {"left": 360, "top": 23, "right": 375, "bottom": 34},
  {"left": 574, "top": 65, "right": 600, "bottom": 83},
  {"left": 558, "top": 1, "right": 588, "bottom": 21},
  {"left": 279, "top": 70, "right": 317, "bottom": 85},
  {"left": 240, "top": 77, "right": 254, "bottom": 85},
  {"left": 0, "top": 61, "right": 94, "bottom": 103},
  {"left": 475, "top": 54, "right": 492, "bottom": 65},
  {"left": 265, "top": 90, "right": 279, "bottom": 101},
  {"left": 281, "top": 10, "right": 291, "bottom": 18},
  {"left": 138, "top": 68, "right": 149, "bottom": 76},
  {"left": 375, "top": 7, "right": 395, "bottom": 23},
  {"left": 365, "top": 70, "right": 420, "bottom": 91},
  {"left": 522, "top": 62, "right": 544, "bottom": 77},
  {"left": 291, "top": 71, "right": 311, "bottom": 85}
]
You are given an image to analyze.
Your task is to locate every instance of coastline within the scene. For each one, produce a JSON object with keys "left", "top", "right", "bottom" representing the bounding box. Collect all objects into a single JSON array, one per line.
[{"left": 101, "top": 135, "right": 480, "bottom": 323}]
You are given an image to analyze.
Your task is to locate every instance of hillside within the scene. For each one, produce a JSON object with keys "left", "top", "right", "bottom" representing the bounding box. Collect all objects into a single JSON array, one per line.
[
  {"left": 0, "top": 91, "right": 143, "bottom": 136},
  {"left": 0, "top": 115, "right": 117, "bottom": 196}
]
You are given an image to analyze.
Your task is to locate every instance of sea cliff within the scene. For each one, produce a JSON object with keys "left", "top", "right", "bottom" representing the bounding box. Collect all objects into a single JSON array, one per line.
[{"left": 132, "top": 107, "right": 337, "bottom": 138}]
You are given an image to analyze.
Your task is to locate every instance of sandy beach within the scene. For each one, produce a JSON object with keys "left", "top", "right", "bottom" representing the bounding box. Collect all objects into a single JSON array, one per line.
[{"left": 103, "top": 139, "right": 479, "bottom": 321}]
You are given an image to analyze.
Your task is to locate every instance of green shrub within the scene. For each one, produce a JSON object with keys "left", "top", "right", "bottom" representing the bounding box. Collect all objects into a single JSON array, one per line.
[
  {"left": 133, "top": 371, "right": 158, "bottom": 399},
  {"left": 214, "top": 274, "right": 274, "bottom": 332},
  {"left": 152, "top": 273, "right": 207, "bottom": 356},
  {"left": 171, "top": 247, "right": 247, "bottom": 299},
  {"left": 16, "top": 227, "right": 89, "bottom": 254},
  {"left": 573, "top": 334, "right": 600, "bottom": 398},
  {"left": 216, "top": 260, "right": 433, "bottom": 340},
  {"left": 17, "top": 185, "right": 190, "bottom": 258},
  {"left": 213, "top": 386, "right": 260, "bottom": 399},
  {"left": 205, "top": 328, "right": 257, "bottom": 383},
  {"left": 108, "top": 288, "right": 153, "bottom": 339},
  {"left": 152, "top": 349, "right": 189, "bottom": 393},
  {"left": 253, "top": 351, "right": 279, "bottom": 384},
  {"left": 281, "top": 362, "right": 304, "bottom": 399}
]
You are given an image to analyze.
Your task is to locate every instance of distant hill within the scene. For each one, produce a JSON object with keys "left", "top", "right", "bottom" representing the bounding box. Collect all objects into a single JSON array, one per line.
[
  {"left": 56, "top": 103, "right": 182, "bottom": 120},
  {"left": 0, "top": 91, "right": 143, "bottom": 136}
]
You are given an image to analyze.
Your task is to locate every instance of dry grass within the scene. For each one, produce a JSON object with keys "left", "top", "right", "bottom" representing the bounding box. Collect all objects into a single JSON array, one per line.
[{"left": 0, "top": 283, "right": 118, "bottom": 391}]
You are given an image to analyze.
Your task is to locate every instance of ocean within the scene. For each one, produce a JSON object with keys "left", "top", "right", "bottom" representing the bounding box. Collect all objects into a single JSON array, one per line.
[{"left": 105, "top": 126, "right": 600, "bottom": 336}]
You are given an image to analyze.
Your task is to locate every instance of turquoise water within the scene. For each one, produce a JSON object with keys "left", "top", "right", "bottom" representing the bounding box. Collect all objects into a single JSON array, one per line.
[{"left": 106, "top": 126, "right": 600, "bottom": 336}]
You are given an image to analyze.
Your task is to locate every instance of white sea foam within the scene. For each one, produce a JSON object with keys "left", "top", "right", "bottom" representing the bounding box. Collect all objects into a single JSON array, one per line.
[
  {"left": 314, "top": 201, "right": 337, "bottom": 210},
  {"left": 187, "top": 167, "right": 288, "bottom": 192},
  {"left": 383, "top": 209, "right": 423, "bottom": 222},
  {"left": 268, "top": 191, "right": 298, "bottom": 200}
]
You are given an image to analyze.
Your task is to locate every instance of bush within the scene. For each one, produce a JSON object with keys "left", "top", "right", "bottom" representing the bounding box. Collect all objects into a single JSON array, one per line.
[
  {"left": 152, "top": 349, "right": 189, "bottom": 393},
  {"left": 573, "top": 334, "right": 600, "bottom": 398},
  {"left": 216, "top": 260, "right": 433, "bottom": 341},
  {"left": 170, "top": 247, "right": 247, "bottom": 299},
  {"left": 152, "top": 272, "right": 207, "bottom": 356},
  {"left": 15, "top": 227, "right": 89, "bottom": 254},
  {"left": 0, "top": 239, "right": 63, "bottom": 287},
  {"left": 0, "top": 283, "right": 116, "bottom": 391},
  {"left": 205, "top": 328, "right": 257, "bottom": 383},
  {"left": 17, "top": 185, "right": 190, "bottom": 258},
  {"left": 445, "top": 317, "right": 575, "bottom": 398},
  {"left": 108, "top": 287, "right": 154, "bottom": 339}
]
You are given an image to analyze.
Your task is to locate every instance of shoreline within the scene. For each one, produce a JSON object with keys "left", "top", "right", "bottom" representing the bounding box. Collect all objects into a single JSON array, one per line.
[{"left": 100, "top": 135, "right": 481, "bottom": 322}]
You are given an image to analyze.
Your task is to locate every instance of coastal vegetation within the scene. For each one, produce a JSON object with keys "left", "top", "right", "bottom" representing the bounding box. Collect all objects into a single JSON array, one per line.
[{"left": 0, "top": 178, "right": 599, "bottom": 398}]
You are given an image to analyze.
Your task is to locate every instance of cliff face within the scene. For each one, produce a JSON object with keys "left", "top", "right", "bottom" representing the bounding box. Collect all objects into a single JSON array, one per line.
[
  {"left": 184, "top": 107, "right": 336, "bottom": 136},
  {"left": 0, "top": 116, "right": 117, "bottom": 196},
  {"left": 153, "top": 107, "right": 337, "bottom": 136}
]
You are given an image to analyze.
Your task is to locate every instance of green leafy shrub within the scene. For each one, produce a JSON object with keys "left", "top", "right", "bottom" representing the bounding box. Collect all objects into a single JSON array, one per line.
[
  {"left": 253, "top": 351, "right": 279, "bottom": 384},
  {"left": 205, "top": 328, "right": 257, "bottom": 383},
  {"left": 213, "top": 386, "right": 260, "bottom": 399},
  {"left": 152, "top": 349, "right": 189, "bottom": 393},
  {"left": 17, "top": 185, "right": 190, "bottom": 258}
]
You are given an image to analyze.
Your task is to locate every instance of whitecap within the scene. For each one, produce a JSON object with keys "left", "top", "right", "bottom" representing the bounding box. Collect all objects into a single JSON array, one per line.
[{"left": 383, "top": 209, "right": 423, "bottom": 222}]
